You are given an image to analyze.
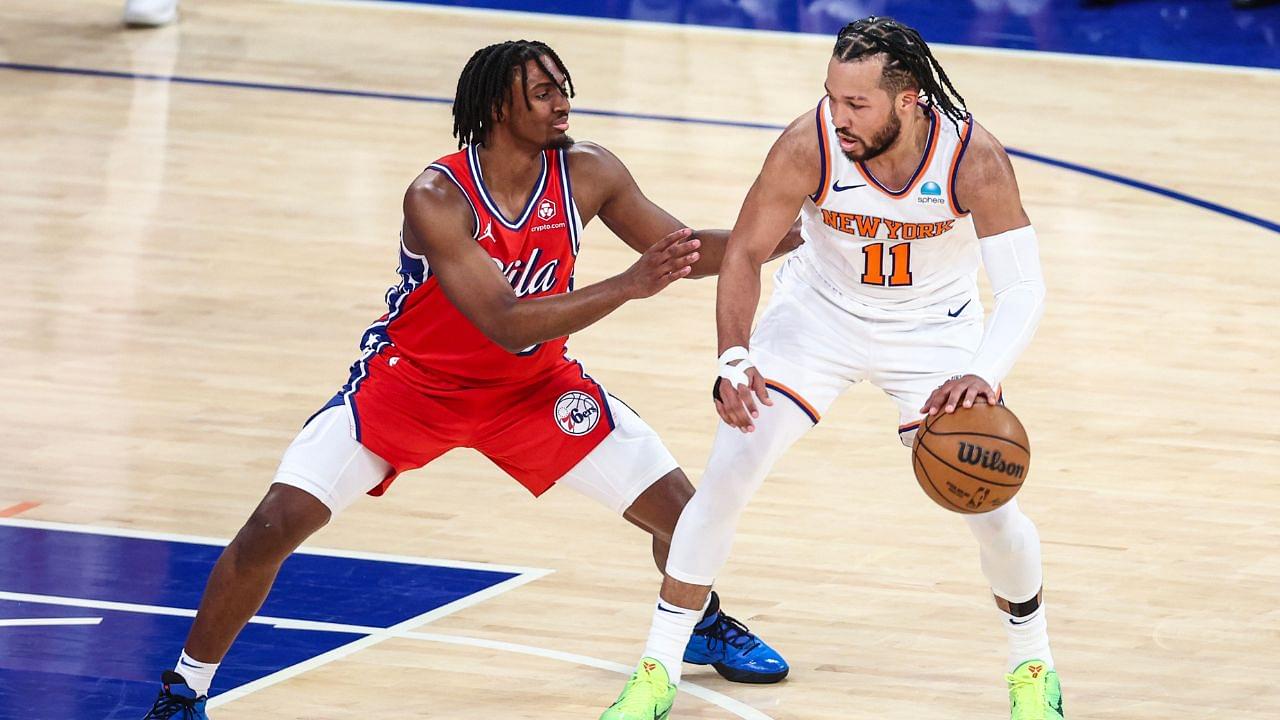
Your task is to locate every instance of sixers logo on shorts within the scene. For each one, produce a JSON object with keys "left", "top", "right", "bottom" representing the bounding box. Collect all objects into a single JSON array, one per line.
[{"left": 554, "top": 390, "right": 600, "bottom": 436}]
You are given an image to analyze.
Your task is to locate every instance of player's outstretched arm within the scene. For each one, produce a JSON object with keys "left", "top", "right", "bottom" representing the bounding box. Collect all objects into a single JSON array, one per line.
[
  {"left": 715, "top": 116, "right": 818, "bottom": 432},
  {"left": 920, "top": 123, "right": 1047, "bottom": 415},
  {"left": 403, "top": 172, "right": 699, "bottom": 354},
  {"left": 572, "top": 142, "right": 801, "bottom": 278}
]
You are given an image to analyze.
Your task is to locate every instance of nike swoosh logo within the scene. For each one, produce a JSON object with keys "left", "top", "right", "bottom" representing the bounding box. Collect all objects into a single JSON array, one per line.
[
  {"left": 1008, "top": 616, "right": 1034, "bottom": 626},
  {"left": 946, "top": 299, "right": 971, "bottom": 318},
  {"left": 831, "top": 181, "right": 866, "bottom": 192},
  {"left": 656, "top": 604, "right": 683, "bottom": 615},
  {"left": 178, "top": 658, "right": 202, "bottom": 668}
]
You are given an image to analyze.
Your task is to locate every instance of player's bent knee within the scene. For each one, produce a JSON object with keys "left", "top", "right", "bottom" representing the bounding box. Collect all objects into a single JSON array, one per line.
[
  {"left": 233, "top": 484, "right": 330, "bottom": 561},
  {"left": 558, "top": 395, "right": 679, "bottom": 516},
  {"left": 622, "top": 468, "right": 694, "bottom": 541}
]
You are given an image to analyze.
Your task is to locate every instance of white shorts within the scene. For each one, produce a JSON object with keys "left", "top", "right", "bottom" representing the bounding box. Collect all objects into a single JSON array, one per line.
[
  {"left": 273, "top": 394, "right": 678, "bottom": 516},
  {"left": 752, "top": 252, "right": 986, "bottom": 446}
]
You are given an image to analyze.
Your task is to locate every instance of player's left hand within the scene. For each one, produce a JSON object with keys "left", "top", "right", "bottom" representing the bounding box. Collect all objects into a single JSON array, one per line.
[{"left": 920, "top": 374, "right": 997, "bottom": 415}]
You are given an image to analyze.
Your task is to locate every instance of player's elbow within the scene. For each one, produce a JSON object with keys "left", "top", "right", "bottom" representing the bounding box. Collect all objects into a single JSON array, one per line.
[
  {"left": 473, "top": 298, "right": 531, "bottom": 353},
  {"left": 1020, "top": 276, "right": 1047, "bottom": 307},
  {"left": 494, "top": 315, "right": 545, "bottom": 354},
  {"left": 724, "top": 244, "right": 766, "bottom": 274},
  {"left": 997, "top": 277, "right": 1047, "bottom": 326},
  {"left": 487, "top": 325, "right": 531, "bottom": 354},
  {"left": 499, "top": 338, "right": 532, "bottom": 355}
]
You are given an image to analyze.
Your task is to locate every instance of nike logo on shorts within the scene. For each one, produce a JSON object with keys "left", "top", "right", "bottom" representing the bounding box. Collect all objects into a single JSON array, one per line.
[{"left": 947, "top": 299, "right": 971, "bottom": 318}]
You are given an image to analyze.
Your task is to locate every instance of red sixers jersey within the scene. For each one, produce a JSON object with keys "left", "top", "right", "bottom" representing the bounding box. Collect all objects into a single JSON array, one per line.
[{"left": 357, "top": 145, "right": 582, "bottom": 386}]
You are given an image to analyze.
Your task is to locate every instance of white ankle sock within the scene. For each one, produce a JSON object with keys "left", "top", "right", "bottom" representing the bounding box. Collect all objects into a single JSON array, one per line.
[
  {"left": 640, "top": 595, "right": 708, "bottom": 685},
  {"left": 174, "top": 650, "right": 219, "bottom": 696},
  {"left": 1001, "top": 603, "right": 1054, "bottom": 672}
]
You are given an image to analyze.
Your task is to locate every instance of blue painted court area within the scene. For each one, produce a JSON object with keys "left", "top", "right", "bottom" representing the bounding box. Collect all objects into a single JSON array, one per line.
[
  {"left": 381, "top": 0, "right": 1280, "bottom": 69},
  {"left": 0, "top": 521, "right": 526, "bottom": 720}
]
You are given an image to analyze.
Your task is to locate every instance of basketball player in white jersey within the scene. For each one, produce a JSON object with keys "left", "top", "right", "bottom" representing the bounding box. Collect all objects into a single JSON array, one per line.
[{"left": 602, "top": 17, "right": 1062, "bottom": 720}]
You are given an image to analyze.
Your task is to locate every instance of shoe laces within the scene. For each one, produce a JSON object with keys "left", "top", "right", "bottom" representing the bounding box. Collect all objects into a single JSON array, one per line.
[
  {"left": 1006, "top": 672, "right": 1045, "bottom": 718},
  {"left": 697, "top": 613, "right": 761, "bottom": 653},
  {"left": 611, "top": 667, "right": 663, "bottom": 709},
  {"left": 143, "top": 690, "right": 201, "bottom": 719}
]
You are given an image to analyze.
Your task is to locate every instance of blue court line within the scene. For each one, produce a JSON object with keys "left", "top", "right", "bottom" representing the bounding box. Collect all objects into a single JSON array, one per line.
[{"left": 3, "top": 61, "right": 1276, "bottom": 236}]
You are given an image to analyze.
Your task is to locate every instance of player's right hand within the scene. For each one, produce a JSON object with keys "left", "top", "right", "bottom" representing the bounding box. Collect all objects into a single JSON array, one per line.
[
  {"left": 713, "top": 366, "right": 771, "bottom": 432},
  {"left": 621, "top": 227, "right": 700, "bottom": 298}
]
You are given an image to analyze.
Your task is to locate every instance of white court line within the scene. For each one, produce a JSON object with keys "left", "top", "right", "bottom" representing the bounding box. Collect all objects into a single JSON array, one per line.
[
  {"left": 0, "top": 518, "right": 553, "bottom": 709},
  {"left": 0, "top": 516, "right": 549, "bottom": 575},
  {"left": 288, "top": 0, "right": 1279, "bottom": 77},
  {"left": 207, "top": 568, "right": 546, "bottom": 707},
  {"left": 0, "top": 617, "right": 102, "bottom": 628},
  {"left": 399, "top": 630, "right": 777, "bottom": 720},
  {"left": 0, "top": 591, "right": 773, "bottom": 719}
]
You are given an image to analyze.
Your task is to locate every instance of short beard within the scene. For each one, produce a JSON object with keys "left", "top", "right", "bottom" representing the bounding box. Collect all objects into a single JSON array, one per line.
[
  {"left": 841, "top": 110, "right": 901, "bottom": 162},
  {"left": 546, "top": 134, "right": 575, "bottom": 150}
]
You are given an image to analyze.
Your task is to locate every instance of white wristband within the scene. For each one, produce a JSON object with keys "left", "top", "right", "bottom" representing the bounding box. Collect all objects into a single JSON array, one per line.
[{"left": 717, "top": 346, "right": 754, "bottom": 388}]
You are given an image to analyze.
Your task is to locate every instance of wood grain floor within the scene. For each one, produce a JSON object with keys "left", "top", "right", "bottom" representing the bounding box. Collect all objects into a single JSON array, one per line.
[{"left": 1, "top": 1, "right": 1278, "bottom": 717}]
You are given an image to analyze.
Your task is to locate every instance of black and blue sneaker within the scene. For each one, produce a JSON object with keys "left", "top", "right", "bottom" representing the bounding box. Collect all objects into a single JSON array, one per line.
[
  {"left": 682, "top": 592, "right": 789, "bottom": 684},
  {"left": 141, "top": 671, "right": 210, "bottom": 719}
]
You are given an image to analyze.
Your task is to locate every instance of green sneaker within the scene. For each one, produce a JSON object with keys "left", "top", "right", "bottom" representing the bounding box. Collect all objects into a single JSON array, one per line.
[
  {"left": 1007, "top": 659, "right": 1064, "bottom": 720},
  {"left": 600, "top": 657, "right": 677, "bottom": 720}
]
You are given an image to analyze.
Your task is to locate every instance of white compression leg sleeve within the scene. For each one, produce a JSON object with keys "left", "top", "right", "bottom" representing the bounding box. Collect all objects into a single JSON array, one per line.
[
  {"left": 964, "top": 499, "right": 1043, "bottom": 602},
  {"left": 965, "top": 499, "right": 1054, "bottom": 670},
  {"left": 664, "top": 399, "right": 815, "bottom": 586}
]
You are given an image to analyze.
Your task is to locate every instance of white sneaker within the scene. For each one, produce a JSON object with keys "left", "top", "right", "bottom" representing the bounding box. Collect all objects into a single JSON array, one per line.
[{"left": 123, "top": 0, "right": 178, "bottom": 27}]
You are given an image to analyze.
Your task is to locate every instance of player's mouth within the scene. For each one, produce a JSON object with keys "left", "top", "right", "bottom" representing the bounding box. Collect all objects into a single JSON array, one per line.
[
  {"left": 552, "top": 116, "right": 570, "bottom": 131},
  {"left": 836, "top": 132, "right": 859, "bottom": 151}
]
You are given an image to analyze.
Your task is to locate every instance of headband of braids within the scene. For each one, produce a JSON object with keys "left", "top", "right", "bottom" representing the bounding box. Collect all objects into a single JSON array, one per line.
[
  {"left": 452, "top": 40, "right": 575, "bottom": 149},
  {"left": 833, "top": 16, "right": 969, "bottom": 132}
]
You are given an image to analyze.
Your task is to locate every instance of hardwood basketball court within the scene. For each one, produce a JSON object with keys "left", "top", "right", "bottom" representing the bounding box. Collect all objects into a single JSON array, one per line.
[{"left": 1, "top": 1, "right": 1277, "bottom": 717}]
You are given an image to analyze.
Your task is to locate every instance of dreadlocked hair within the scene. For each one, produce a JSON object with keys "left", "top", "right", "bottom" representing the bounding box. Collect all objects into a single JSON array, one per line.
[
  {"left": 452, "top": 40, "right": 575, "bottom": 148},
  {"left": 833, "top": 16, "right": 968, "bottom": 131}
]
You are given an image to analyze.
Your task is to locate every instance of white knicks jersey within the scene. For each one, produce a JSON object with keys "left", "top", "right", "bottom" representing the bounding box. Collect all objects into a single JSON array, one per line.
[{"left": 796, "top": 97, "right": 978, "bottom": 312}]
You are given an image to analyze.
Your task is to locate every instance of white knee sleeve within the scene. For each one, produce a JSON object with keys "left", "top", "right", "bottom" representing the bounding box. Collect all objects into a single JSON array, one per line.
[
  {"left": 273, "top": 406, "right": 392, "bottom": 516},
  {"left": 965, "top": 499, "right": 1043, "bottom": 602},
  {"left": 664, "top": 399, "right": 813, "bottom": 586}
]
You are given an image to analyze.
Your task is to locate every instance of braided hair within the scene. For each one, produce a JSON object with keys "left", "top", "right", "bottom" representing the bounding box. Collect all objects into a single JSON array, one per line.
[
  {"left": 451, "top": 40, "right": 575, "bottom": 148},
  {"left": 833, "top": 17, "right": 968, "bottom": 131}
]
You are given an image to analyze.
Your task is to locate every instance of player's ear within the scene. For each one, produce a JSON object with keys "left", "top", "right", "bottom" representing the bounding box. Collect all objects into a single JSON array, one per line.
[{"left": 897, "top": 89, "right": 918, "bottom": 112}]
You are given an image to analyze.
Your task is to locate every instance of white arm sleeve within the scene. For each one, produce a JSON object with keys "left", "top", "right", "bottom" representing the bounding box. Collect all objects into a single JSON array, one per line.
[{"left": 966, "top": 225, "right": 1046, "bottom": 387}]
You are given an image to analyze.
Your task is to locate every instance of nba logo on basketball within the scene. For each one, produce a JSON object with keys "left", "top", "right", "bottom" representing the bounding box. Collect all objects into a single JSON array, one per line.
[
  {"left": 537, "top": 199, "right": 557, "bottom": 221},
  {"left": 554, "top": 391, "right": 600, "bottom": 436}
]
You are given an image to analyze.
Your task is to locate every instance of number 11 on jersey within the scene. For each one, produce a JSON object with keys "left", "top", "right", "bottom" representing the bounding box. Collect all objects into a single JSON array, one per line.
[{"left": 861, "top": 242, "right": 913, "bottom": 286}]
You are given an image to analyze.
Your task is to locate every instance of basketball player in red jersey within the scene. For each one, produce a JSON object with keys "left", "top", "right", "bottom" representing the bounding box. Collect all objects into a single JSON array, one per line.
[{"left": 140, "top": 41, "right": 795, "bottom": 719}]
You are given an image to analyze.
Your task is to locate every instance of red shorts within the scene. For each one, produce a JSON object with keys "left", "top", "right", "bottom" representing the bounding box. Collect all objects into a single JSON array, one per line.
[{"left": 315, "top": 348, "right": 616, "bottom": 497}]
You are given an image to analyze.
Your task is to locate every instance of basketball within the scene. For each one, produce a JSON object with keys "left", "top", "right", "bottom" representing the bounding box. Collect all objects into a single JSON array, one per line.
[{"left": 912, "top": 403, "right": 1031, "bottom": 514}]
